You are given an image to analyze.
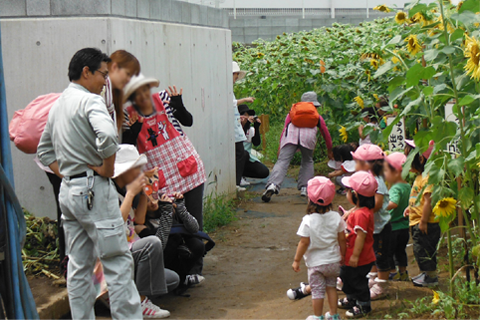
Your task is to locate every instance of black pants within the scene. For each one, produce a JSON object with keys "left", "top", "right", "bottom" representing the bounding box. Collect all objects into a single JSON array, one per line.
[
  {"left": 412, "top": 223, "right": 441, "bottom": 272},
  {"left": 164, "top": 234, "right": 205, "bottom": 284},
  {"left": 235, "top": 142, "right": 248, "bottom": 185},
  {"left": 184, "top": 183, "right": 204, "bottom": 275},
  {"left": 387, "top": 228, "right": 410, "bottom": 269},
  {"left": 340, "top": 262, "right": 374, "bottom": 307},
  {"left": 373, "top": 222, "right": 392, "bottom": 272},
  {"left": 46, "top": 172, "right": 67, "bottom": 274},
  {"left": 243, "top": 160, "right": 269, "bottom": 179}
]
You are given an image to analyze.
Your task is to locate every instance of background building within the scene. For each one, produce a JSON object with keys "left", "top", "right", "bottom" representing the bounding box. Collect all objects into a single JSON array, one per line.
[{"left": 181, "top": 0, "right": 404, "bottom": 42}]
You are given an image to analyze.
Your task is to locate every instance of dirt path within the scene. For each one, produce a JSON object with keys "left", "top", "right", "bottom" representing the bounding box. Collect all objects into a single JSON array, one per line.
[{"left": 154, "top": 177, "right": 439, "bottom": 319}]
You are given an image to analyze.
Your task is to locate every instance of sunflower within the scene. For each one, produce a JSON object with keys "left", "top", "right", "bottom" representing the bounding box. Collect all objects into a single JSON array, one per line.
[
  {"left": 257, "top": 52, "right": 265, "bottom": 58},
  {"left": 339, "top": 126, "right": 348, "bottom": 143},
  {"left": 433, "top": 197, "right": 457, "bottom": 218},
  {"left": 373, "top": 94, "right": 379, "bottom": 100},
  {"left": 353, "top": 96, "right": 364, "bottom": 109},
  {"left": 437, "top": 16, "right": 455, "bottom": 34},
  {"left": 432, "top": 290, "right": 440, "bottom": 304},
  {"left": 370, "top": 59, "right": 380, "bottom": 70},
  {"left": 464, "top": 35, "right": 480, "bottom": 81},
  {"left": 395, "top": 11, "right": 408, "bottom": 24},
  {"left": 405, "top": 35, "right": 423, "bottom": 55},
  {"left": 373, "top": 5, "right": 391, "bottom": 12},
  {"left": 411, "top": 12, "right": 427, "bottom": 26}
]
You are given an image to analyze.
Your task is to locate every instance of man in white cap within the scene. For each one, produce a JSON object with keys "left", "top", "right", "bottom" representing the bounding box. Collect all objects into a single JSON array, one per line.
[
  {"left": 232, "top": 61, "right": 255, "bottom": 191},
  {"left": 37, "top": 48, "right": 142, "bottom": 319}
]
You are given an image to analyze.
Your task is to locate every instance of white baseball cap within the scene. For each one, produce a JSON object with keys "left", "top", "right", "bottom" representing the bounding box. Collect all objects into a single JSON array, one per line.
[{"left": 232, "top": 61, "right": 246, "bottom": 80}]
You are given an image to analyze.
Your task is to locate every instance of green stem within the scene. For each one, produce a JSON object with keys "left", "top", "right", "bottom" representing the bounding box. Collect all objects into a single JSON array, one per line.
[
  {"left": 447, "top": 228, "right": 454, "bottom": 297},
  {"left": 438, "top": 0, "right": 478, "bottom": 249}
]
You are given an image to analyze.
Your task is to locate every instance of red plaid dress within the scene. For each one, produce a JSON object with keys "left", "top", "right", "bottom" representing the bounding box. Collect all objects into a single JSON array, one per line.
[{"left": 125, "top": 94, "right": 206, "bottom": 195}]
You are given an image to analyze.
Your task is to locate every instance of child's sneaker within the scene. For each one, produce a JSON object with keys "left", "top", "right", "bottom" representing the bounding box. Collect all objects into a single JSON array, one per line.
[
  {"left": 413, "top": 273, "right": 438, "bottom": 287},
  {"left": 287, "top": 282, "right": 310, "bottom": 300},
  {"left": 326, "top": 311, "right": 341, "bottom": 320},
  {"left": 262, "top": 184, "right": 278, "bottom": 202},
  {"left": 336, "top": 277, "right": 343, "bottom": 291},
  {"left": 345, "top": 305, "right": 371, "bottom": 318},
  {"left": 240, "top": 177, "right": 250, "bottom": 187},
  {"left": 388, "top": 272, "right": 397, "bottom": 280},
  {"left": 411, "top": 272, "right": 425, "bottom": 281},
  {"left": 368, "top": 277, "right": 376, "bottom": 288},
  {"left": 338, "top": 297, "right": 356, "bottom": 309},
  {"left": 184, "top": 274, "right": 205, "bottom": 287},
  {"left": 141, "top": 297, "right": 170, "bottom": 319},
  {"left": 370, "top": 282, "right": 388, "bottom": 300},
  {"left": 306, "top": 316, "right": 325, "bottom": 320}
]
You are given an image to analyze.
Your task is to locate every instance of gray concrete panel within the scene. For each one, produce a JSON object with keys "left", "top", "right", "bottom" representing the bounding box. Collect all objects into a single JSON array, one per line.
[
  {"left": 170, "top": 0, "right": 182, "bottom": 22},
  {"left": 245, "top": 35, "right": 261, "bottom": 43},
  {"left": 51, "top": 0, "right": 111, "bottom": 15},
  {"left": 26, "top": 0, "right": 50, "bottom": 16},
  {"left": 0, "top": 0, "right": 27, "bottom": 16},
  {"left": 137, "top": 0, "right": 150, "bottom": 18},
  {"left": 257, "top": 18, "right": 272, "bottom": 27},
  {"left": 271, "top": 18, "right": 287, "bottom": 27},
  {"left": 243, "top": 18, "right": 258, "bottom": 27},
  {"left": 231, "top": 27, "right": 244, "bottom": 36},
  {"left": 181, "top": 1, "right": 192, "bottom": 24},
  {"left": 285, "top": 18, "right": 299, "bottom": 27},
  {"left": 198, "top": 5, "right": 208, "bottom": 25},
  {"left": 258, "top": 26, "right": 273, "bottom": 36},
  {"left": 111, "top": 0, "right": 126, "bottom": 16},
  {"left": 229, "top": 18, "right": 244, "bottom": 28},
  {"left": 244, "top": 26, "right": 258, "bottom": 36},
  {"left": 125, "top": 0, "right": 137, "bottom": 17},
  {"left": 299, "top": 19, "right": 313, "bottom": 27},
  {"left": 156, "top": 0, "right": 172, "bottom": 21},
  {"left": 189, "top": 3, "right": 200, "bottom": 25}
]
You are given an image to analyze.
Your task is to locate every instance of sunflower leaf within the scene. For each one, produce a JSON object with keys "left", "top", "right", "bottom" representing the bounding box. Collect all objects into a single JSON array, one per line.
[
  {"left": 387, "top": 35, "right": 403, "bottom": 46},
  {"left": 374, "top": 61, "right": 395, "bottom": 79},
  {"left": 424, "top": 49, "right": 440, "bottom": 62},
  {"left": 450, "top": 29, "right": 465, "bottom": 43},
  {"left": 447, "top": 156, "right": 464, "bottom": 177},
  {"left": 458, "top": 0, "right": 480, "bottom": 14},
  {"left": 406, "top": 63, "right": 424, "bottom": 87}
]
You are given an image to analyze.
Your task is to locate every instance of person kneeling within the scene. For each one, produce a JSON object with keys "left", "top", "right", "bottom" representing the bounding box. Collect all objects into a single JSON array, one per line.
[{"left": 113, "top": 144, "right": 180, "bottom": 319}]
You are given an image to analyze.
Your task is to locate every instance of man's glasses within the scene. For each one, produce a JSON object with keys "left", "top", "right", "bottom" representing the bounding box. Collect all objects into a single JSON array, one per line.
[{"left": 96, "top": 70, "right": 109, "bottom": 79}]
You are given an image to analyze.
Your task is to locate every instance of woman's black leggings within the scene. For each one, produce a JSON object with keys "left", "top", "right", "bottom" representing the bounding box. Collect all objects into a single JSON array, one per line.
[{"left": 243, "top": 160, "right": 270, "bottom": 179}]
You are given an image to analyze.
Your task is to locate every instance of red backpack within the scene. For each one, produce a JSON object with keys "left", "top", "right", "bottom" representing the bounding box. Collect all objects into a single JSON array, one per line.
[
  {"left": 9, "top": 93, "right": 61, "bottom": 154},
  {"left": 289, "top": 102, "right": 320, "bottom": 128}
]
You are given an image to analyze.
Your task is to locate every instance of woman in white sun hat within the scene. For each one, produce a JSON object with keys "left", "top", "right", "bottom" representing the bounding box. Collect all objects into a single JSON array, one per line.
[
  {"left": 232, "top": 61, "right": 256, "bottom": 191},
  {"left": 122, "top": 74, "right": 207, "bottom": 277}
]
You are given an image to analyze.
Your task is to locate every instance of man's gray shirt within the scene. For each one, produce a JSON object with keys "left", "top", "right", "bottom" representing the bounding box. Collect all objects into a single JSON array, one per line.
[{"left": 37, "top": 83, "right": 119, "bottom": 177}]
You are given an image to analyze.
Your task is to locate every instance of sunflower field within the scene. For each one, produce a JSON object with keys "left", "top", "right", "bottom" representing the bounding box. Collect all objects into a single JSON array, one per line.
[{"left": 234, "top": 0, "right": 480, "bottom": 300}]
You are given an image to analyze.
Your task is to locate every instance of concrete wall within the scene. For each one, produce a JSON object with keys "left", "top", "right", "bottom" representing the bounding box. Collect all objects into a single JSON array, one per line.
[
  {"left": 0, "top": 0, "right": 229, "bottom": 28},
  {"left": 1, "top": 14, "right": 234, "bottom": 219},
  {"left": 230, "top": 13, "right": 394, "bottom": 43}
]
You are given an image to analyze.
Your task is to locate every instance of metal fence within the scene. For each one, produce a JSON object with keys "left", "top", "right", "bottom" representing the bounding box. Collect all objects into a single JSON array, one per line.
[{"left": 224, "top": 7, "right": 397, "bottom": 18}]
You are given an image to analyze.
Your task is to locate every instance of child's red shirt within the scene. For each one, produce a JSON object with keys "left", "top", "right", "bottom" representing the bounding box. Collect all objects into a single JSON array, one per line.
[{"left": 345, "top": 207, "right": 376, "bottom": 267}]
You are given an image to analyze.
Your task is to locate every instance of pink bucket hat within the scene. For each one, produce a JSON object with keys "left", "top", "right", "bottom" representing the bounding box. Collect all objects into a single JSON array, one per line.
[
  {"left": 385, "top": 152, "right": 406, "bottom": 171},
  {"left": 405, "top": 139, "right": 435, "bottom": 159},
  {"left": 351, "top": 144, "right": 385, "bottom": 161},
  {"left": 307, "top": 176, "right": 336, "bottom": 206},
  {"left": 341, "top": 171, "right": 378, "bottom": 197}
]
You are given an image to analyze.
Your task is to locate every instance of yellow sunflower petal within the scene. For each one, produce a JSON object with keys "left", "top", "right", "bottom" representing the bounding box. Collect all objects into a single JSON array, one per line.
[
  {"left": 395, "top": 11, "right": 407, "bottom": 24},
  {"left": 464, "top": 35, "right": 480, "bottom": 81},
  {"left": 433, "top": 197, "right": 457, "bottom": 218}
]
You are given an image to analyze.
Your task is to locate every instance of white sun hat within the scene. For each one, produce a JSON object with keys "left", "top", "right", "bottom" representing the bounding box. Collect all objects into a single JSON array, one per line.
[
  {"left": 123, "top": 73, "right": 160, "bottom": 103},
  {"left": 232, "top": 61, "right": 247, "bottom": 80},
  {"left": 113, "top": 144, "right": 148, "bottom": 178}
]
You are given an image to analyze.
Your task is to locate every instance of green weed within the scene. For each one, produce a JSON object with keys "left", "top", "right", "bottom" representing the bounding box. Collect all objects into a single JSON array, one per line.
[{"left": 203, "top": 193, "right": 238, "bottom": 233}]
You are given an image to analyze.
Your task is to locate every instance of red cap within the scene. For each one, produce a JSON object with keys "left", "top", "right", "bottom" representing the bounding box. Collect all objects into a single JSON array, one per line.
[
  {"left": 385, "top": 152, "right": 407, "bottom": 171},
  {"left": 351, "top": 144, "right": 385, "bottom": 161},
  {"left": 307, "top": 176, "right": 336, "bottom": 206},
  {"left": 341, "top": 171, "right": 378, "bottom": 197}
]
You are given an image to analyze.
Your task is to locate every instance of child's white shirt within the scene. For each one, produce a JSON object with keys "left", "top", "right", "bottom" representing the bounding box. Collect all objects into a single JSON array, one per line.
[{"left": 297, "top": 211, "right": 346, "bottom": 267}]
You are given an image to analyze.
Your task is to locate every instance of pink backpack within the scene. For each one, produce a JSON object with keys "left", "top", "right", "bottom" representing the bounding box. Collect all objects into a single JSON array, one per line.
[{"left": 9, "top": 93, "right": 61, "bottom": 154}]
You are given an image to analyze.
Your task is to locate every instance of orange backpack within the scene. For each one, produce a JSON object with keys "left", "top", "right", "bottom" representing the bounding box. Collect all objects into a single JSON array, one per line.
[{"left": 289, "top": 102, "right": 320, "bottom": 128}]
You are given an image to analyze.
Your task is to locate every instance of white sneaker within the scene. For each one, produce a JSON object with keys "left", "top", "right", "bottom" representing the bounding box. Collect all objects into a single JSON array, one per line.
[
  {"left": 141, "top": 297, "right": 170, "bottom": 319},
  {"left": 185, "top": 274, "right": 205, "bottom": 287},
  {"left": 240, "top": 177, "right": 251, "bottom": 187},
  {"left": 262, "top": 184, "right": 278, "bottom": 202},
  {"left": 300, "top": 187, "right": 307, "bottom": 197},
  {"left": 236, "top": 185, "right": 246, "bottom": 192},
  {"left": 336, "top": 277, "right": 343, "bottom": 291}
]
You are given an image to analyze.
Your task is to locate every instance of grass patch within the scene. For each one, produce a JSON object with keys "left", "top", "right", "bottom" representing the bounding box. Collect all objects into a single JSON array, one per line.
[{"left": 203, "top": 193, "right": 238, "bottom": 233}]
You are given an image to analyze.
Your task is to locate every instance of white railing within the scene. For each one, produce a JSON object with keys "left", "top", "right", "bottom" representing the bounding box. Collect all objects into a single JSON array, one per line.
[{"left": 224, "top": 8, "right": 397, "bottom": 18}]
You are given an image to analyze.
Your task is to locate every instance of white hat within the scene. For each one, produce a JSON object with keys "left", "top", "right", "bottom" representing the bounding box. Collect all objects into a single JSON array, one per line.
[
  {"left": 232, "top": 61, "right": 246, "bottom": 81},
  {"left": 123, "top": 73, "right": 160, "bottom": 103},
  {"left": 113, "top": 144, "right": 148, "bottom": 178}
]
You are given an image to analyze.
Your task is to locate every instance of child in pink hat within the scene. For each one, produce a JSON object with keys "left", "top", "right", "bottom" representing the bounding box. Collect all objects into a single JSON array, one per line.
[
  {"left": 384, "top": 153, "right": 411, "bottom": 282},
  {"left": 290, "top": 176, "right": 346, "bottom": 320},
  {"left": 351, "top": 144, "right": 391, "bottom": 300},
  {"left": 337, "top": 171, "right": 377, "bottom": 318},
  {"left": 404, "top": 140, "right": 439, "bottom": 287}
]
